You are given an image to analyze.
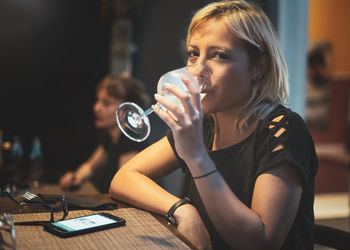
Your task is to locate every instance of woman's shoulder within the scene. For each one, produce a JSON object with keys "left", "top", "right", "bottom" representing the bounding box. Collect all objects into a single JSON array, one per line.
[
  {"left": 263, "top": 104, "right": 308, "bottom": 131},
  {"left": 261, "top": 105, "right": 316, "bottom": 157},
  {"left": 256, "top": 105, "right": 317, "bottom": 182},
  {"left": 257, "top": 104, "right": 315, "bottom": 152}
]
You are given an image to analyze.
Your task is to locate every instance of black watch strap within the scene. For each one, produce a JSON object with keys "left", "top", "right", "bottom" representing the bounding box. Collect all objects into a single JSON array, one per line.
[{"left": 166, "top": 197, "right": 192, "bottom": 226}]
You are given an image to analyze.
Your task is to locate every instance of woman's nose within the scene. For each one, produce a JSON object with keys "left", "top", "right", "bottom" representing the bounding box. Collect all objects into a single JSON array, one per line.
[
  {"left": 189, "top": 62, "right": 210, "bottom": 77},
  {"left": 188, "top": 63, "right": 211, "bottom": 88},
  {"left": 94, "top": 102, "right": 100, "bottom": 112}
]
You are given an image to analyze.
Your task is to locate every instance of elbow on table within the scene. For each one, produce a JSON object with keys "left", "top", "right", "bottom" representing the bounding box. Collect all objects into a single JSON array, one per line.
[{"left": 108, "top": 170, "right": 124, "bottom": 199}]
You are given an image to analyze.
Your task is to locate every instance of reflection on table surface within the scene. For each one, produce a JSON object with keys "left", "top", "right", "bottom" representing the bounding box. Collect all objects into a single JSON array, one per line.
[{"left": 30, "top": 181, "right": 100, "bottom": 195}]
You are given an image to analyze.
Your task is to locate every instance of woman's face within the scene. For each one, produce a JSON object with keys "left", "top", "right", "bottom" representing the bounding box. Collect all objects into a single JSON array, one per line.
[
  {"left": 187, "top": 20, "right": 255, "bottom": 115},
  {"left": 93, "top": 88, "right": 123, "bottom": 129}
]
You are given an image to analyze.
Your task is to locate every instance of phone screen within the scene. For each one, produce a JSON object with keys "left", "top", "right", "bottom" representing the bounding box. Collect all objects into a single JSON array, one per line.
[{"left": 52, "top": 214, "right": 118, "bottom": 232}]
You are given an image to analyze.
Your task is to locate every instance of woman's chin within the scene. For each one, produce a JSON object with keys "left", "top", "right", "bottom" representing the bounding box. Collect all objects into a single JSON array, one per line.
[{"left": 95, "top": 121, "right": 104, "bottom": 128}]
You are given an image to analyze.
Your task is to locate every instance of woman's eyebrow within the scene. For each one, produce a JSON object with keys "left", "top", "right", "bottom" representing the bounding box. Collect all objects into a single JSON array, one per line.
[
  {"left": 187, "top": 44, "right": 198, "bottom": 50},
  {"left": 207, "top": 46, "right": 232, "bottom": 51},
  {"left": 188, "top": 44, "right": 232, "bottom": 51}
]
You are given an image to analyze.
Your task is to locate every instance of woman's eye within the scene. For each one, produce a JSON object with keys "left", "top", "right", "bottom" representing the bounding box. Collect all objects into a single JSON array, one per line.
[
  {"left": 213, "top": 52, "right": 228, "bottom": 60},
  {"left": 187, "top": 50, "right": 199, "bottom": 58},
  {"left": 187, "top": 50, "right": 199, "bottom": 64},
  {"left": 103, "top": 100, "right": 111, "bottom": 107}
]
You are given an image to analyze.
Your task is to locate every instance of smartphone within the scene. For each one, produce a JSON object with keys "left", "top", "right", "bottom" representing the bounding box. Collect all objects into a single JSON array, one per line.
[{"left": 44, "top": 213, "right": 125, "bottom": 238}]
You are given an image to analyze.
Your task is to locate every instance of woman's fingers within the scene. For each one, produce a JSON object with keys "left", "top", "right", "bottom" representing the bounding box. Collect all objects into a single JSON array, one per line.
[
  {"left": 161, "top": 81, "right": 199, "bottom": 118},
  {"left": 153, "top": 76, "right": 203, "bottom": 132},
  {"left": 152, "top": 102, "right": 181, "bottom": 130},
  {"left": 153, "top": 94, "right": 184, "bottom": 124},
  {"left": 181, "top": 74, "right": 202, "bottom": 112}
]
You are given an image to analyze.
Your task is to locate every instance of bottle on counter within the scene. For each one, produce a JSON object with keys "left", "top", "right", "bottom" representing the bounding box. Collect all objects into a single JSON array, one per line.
[
  {"left": 10, "top": 135, "right": 25, "bottom": 186},
  {"left": 0, "top": 136, "right": 12, "bottom": 195},
  {"left": 28, "top": 136, "right": 44, "bottom": 188},
  {"left": 0, "top": 128, "right": 5, "bottom": 193},
  {"left": 0, "top": 130, "right": 16, "bottom": 196},
  {"left": 11, "top": 136, "right": 23, "bottom": 158}
]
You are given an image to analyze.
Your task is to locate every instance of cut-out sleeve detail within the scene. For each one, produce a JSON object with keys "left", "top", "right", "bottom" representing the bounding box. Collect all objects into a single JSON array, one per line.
[
  {"left": 257, "top": 105, "right": 317, "bottom": 199},
  {"left": 272, "top": 114, "right": 284, "bottom": 123},
  {"left": 272, "top": 144, "right": 284, "bottom": 152},
  {"left": 266, "top": 113, "right": 288, "bottom": 153},
  {"left": 274, "top": 127, "right": 286, "bottom": 138}
]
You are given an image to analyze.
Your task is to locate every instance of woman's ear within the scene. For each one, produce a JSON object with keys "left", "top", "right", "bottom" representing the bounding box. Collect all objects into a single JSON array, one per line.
[{"left": 252, "top": 54, "right": 268, "bottom": 82}]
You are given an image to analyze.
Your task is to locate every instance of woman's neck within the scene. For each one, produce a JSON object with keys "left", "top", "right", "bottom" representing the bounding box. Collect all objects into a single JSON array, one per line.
[
  {"left": 212, "top": 111, "right": 257, "bottom": 150},
  {"left": 108, "top": 126, "right": 122, "bottom": 144}
]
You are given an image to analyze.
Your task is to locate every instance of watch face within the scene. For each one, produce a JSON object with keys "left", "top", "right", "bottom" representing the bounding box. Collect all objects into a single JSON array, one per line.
[
  {"left": 166, "top": 215, "right": 176, "bottom": 226},
  {"left": 166, "top": 198, "right": 192, "bottom": 226}
]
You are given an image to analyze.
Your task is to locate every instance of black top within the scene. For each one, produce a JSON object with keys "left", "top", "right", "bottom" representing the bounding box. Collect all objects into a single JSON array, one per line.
[
  {"left": 91, "top": 130, "right": 148, "bottom": 193},
  {"left": 167, "top": 105, "right": 318, "bottom": 250}
]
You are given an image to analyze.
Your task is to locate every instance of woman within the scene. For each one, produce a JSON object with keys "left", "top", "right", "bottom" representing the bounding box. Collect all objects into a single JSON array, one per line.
[
  {"left": 109, "top": 1, "right": 317, "bottom": 249},
  {"left": 60, "top": 75, "right": 149, "bottom": 193}
]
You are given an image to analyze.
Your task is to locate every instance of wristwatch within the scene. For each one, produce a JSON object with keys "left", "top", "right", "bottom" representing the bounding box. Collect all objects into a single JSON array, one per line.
[{"left": 166, "top": 197, "right": 193, "bottom": 226}]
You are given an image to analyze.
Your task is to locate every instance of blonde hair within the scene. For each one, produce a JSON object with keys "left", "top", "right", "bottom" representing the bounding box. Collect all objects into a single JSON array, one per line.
[{"left": 187, "top": 0, "right": 289, "bottom": 130}]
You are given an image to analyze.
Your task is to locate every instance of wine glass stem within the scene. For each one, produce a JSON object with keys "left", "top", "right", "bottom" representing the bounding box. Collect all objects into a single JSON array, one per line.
[
  {"left": 143, "top": 93, "right": 206, "bottom": 118},
  {"left": 143, "top": 102, "right": 164, "bottom": 117},
  {"left": 143, "top": 105, "right": 155, "bottom": 116},
  {"left": 143, "top": 107, "right": 154, "bottom": 117}
]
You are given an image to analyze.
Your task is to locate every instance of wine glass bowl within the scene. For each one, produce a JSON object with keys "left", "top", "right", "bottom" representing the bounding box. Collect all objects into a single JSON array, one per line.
[
  {"left": 116, "top": 65, "right": 210, "bottom": 142},
  {"left": 157, "top": 67, "right": 197, "bottom": 106}
]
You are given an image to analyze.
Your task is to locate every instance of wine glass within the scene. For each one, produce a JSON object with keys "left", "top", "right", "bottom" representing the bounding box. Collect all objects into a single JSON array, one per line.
[{"left": 116, "top": 65, "right": 210, "bottom": 142}]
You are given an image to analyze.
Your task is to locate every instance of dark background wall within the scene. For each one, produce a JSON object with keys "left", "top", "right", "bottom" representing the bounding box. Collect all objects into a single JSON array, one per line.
[
  {"left": 0, "top": 0, "right": 276, "bottom": 182},
  {"left": 0, "top": 0, "right": 111, "bottom": 179}
]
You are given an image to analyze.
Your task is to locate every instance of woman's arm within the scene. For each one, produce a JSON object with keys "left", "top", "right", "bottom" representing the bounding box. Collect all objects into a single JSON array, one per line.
[
  {"left": 109, "top": 137, "right": 182, "bottom": 214},
  {"left": 187, "top": 156, "right": 302, "bottom": 249},
  {"left": 153, "top": 77, "right": 303, "bottom": 249},
  {"left": 60, "top": 145, "right": 107, "bottom": 189},
  {"left": 109, "top": 137, "right": 212, "bottom": 249},
  {"left": 118, "top": 151, "right": 138, "bottom": 169}
]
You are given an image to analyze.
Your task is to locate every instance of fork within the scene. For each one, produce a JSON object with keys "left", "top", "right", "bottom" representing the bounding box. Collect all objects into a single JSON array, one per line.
[{"left": 22, "top": 191, "right": 38, "bottom": 201}]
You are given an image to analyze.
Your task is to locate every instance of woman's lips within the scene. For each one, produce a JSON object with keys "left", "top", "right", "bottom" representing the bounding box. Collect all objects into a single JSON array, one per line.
[
  {"left": 95, "top": 116, "right": 102, "bottom": 122},
  {"left": 201, "top": 86, "right": 215, "bottom": 95}
]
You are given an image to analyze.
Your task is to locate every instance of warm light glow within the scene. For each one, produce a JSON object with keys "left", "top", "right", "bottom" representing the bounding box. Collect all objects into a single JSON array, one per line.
[
  {"left": 309, "top": 0, "right": 350, "bottom": 74},
  {"left": 3, "top": 141, "right": 11, "bottom": 150}
]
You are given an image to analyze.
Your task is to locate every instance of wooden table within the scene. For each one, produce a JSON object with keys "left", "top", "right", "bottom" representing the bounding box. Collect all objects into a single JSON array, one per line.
[
  {"left": 30, "top": 181, "right": 101, "bottom": 195},
  {"left": 0, "top": 193, "right": 194, "bottom": 249}
]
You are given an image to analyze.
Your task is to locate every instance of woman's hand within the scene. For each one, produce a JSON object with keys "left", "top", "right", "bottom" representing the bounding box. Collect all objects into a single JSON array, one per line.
[
  {"left": 174, "top": 204, "right": 212, "bottom": 250},
  {"left": 59, "top": 171, "right": 82, "bottom": 190},
  {"left": 153, "top": 76, "right": 207, "bottom": 164}
]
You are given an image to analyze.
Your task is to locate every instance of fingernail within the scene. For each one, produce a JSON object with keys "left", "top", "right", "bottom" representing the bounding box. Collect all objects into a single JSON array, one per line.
[{"left": 181, "top": 74, "right": 190, "bottom": 82}]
